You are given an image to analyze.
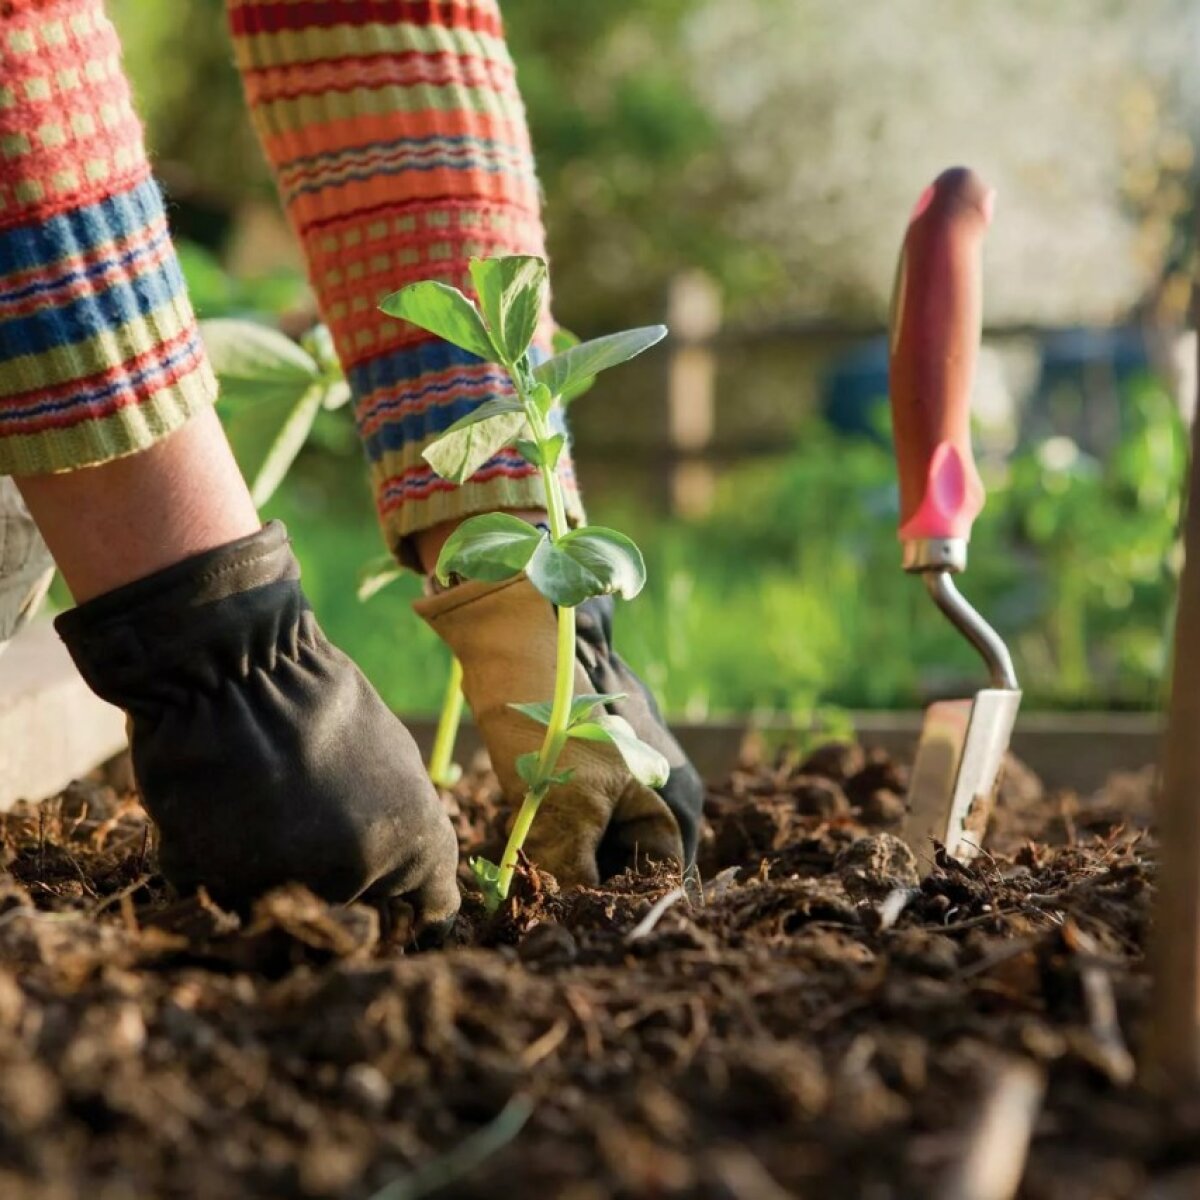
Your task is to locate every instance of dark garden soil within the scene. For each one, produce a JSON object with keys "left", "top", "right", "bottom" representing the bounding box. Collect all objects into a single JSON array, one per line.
[{"left": 0, "top": 738, "right": 1188, "bottom": 1200}]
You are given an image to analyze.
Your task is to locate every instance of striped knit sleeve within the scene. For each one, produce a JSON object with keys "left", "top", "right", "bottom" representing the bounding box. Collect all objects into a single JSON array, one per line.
[
  {"left": 0, "top": 0, "right": 216, "bottom": 477},
  {"left": 227, "top": 0, "right": 585, "bottom": 567}
]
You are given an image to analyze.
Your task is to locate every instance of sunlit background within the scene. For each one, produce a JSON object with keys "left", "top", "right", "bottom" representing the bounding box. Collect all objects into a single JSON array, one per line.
[{"left": 108, "top": 0, "right": 1200, "bottom": 719}]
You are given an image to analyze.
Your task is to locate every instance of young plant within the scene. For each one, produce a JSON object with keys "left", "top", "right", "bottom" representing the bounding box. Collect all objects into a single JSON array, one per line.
[
  {"left": 201, "top": 320, "right": 351, "bottom": 507},
  {"left": 380, "top": 256, "right": 669, "bottom": 909}
]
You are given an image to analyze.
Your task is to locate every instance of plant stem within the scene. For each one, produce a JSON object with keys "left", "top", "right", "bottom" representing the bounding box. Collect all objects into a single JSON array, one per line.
[
  {"left": 491, "top": 368, "right": 577, "bottom": 903},
  {"left": 429, "top": 656, "right": 464, "bottom": 787}
]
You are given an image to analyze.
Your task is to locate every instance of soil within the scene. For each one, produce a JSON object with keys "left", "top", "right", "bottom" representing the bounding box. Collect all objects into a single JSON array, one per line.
[{"left": 0, "top": 738, "right": 1186, "bottom": 1200}]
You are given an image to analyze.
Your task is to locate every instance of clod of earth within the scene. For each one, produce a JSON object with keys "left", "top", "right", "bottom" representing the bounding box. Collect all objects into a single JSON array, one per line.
[{"left": 0, "top": 746, "right": 1180, "bottom": 1199}]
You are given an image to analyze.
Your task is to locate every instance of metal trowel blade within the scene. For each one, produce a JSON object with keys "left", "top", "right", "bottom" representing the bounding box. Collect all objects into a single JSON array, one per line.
[{"left": 902, "top": 688, "right": 1022, "bottom": 872}]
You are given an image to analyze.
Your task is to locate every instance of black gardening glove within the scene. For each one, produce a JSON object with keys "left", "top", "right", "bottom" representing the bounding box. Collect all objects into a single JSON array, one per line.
[
  {"left": 575, "top": 594, "right": 704, "bottom": 876},
  {"left": 56, "top": 522, "right": 460, "bottom": 934}
]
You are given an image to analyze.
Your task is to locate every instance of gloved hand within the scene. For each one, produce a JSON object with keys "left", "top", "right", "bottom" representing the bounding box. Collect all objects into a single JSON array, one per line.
[
  {"left": 414, "top": 576, "right": 703, "bottom": 886},
  {"left": 56, "top": 522, "right": 460, "bottom": 935}
]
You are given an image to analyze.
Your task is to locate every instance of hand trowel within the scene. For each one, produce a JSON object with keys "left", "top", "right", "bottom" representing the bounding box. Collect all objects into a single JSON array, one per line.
[{"left": 888, "top": 167, "right": 1021, "bottom": 868}]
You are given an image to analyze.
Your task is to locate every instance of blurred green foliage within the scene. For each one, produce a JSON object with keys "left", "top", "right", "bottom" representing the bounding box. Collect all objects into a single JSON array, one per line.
[
  {"left": 615, "top": 375, "right": 1184, "bottom": 718},
  {"left": 235, "top": 366, "right": 1184, "bottom": 718}
]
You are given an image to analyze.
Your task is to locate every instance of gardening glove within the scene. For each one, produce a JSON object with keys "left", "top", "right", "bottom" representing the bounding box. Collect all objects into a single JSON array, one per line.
[
  {"left": 414, "top": 576, "right": 703, "bottom": 886},
  {"left": 55, "top": 521, "right": 460, "bottom": 933}
]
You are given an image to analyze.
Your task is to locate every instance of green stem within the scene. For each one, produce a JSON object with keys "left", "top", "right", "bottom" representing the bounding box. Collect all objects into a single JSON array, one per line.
[
  {"left": 429, "top": 656, "right": 464, "bottom": 787},
  {"left": 491, "top": 366, "right": 577, "bottom": 903},
  {"left": 494, "top": 604, "right": 576, "bottom": 899}
]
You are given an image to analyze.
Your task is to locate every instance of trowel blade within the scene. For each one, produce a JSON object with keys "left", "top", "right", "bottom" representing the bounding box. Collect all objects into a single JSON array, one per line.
[{"left": 902, "top": 688, "right": 1022, "bottom": 871}]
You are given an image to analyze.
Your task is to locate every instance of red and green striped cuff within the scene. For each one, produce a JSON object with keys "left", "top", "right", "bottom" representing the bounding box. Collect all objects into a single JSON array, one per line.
[{"left": 0, "top": 0, "right": 215, "bottom": 476}]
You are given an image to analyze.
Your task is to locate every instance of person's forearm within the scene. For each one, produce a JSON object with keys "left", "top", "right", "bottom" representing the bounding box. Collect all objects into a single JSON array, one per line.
[
  {"left": 17, "top": 409, "right": 259, "bottom": 603},
  {"left": 228, "top": 0, "right": 582, "bottom": 570}
]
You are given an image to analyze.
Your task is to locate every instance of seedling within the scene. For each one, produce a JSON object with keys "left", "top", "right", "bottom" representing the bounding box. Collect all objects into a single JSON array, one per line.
[
  {"left": 381, "top": 256, "right": 670, "bottom": 909},
  {"left": 200, "top": 320, "right": 350, "bottom": 507}
]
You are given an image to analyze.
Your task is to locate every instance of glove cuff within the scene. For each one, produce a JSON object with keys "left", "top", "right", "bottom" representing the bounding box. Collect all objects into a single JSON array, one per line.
[{"left": 56, "top": 520, "right": 310, "bottom": 705}]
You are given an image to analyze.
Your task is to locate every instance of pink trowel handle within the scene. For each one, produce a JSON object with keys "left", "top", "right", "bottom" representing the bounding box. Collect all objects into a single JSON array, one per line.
[{"left": 888, "top": 167, "right": 993, "bottom": 546}]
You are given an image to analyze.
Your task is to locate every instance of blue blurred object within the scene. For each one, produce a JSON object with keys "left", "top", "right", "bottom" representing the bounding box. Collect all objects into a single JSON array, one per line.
[
  {"left": 819, "top": 336, "right": 891, "bottom": 441},
  {"left": 821, "top": 324, "right": 1152, "bottom": 455}
]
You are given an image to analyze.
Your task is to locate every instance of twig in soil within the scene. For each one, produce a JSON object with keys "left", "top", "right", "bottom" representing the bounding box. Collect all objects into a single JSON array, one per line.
[
  {"left": 0, "top": 906, "right": 83, "bottom": 929},
  {"left": 703, "top": 866, "right": 741, "bottom": 905},
  {"left": 613, "top": 992, "right": 700, "bottom": 1033},
  {"left": 955, "top": 937, "right": 1041, "bottom": 982},
  {"left": 1066, "top": 924, "right": 1136, "bottom": 1086},
  {"left": 519, "top": 1020, "right": 569, "bottom": 1069},
  {"left": 87, "top": 873, "right": 152, "bottom": 920},
  {"left": 708, "top": 1147, "right": 796, "bottom": 1200},
  {"left": 936, "top": 1058, "right": 1044, "bottom": 1200},
  {"left": 367, "top": 1095, "right": 533, "bottom": 1200},
  {"left": 626, "top": 887, "right": 687, "bottom": 942},
  {"left": 564, "top": 987, "right": 604, "bottom": 1060}
]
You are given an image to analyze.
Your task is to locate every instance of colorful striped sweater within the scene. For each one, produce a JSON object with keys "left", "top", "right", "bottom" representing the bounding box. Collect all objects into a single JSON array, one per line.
[{"left": 0, "top": 0, "right": 583, "bottom": 563}]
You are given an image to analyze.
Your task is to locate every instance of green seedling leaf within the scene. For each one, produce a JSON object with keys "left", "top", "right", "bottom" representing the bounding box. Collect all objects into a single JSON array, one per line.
[
  {"left": 552, "top": 327, "right": 581, "bottom": 354},
  {"left": 201, "top": 318, "right": 320, "bottom": 386},
  {"left": 422, "top": 405, "right": 529, "bottom": 484},
  {"left": 436, "top": 513, "right": 547, "bottom": 586},
  {"left": 524, "top": 526, "right": 647, "bottom": 607},
  {"left": 356, "top": 555, "right": 403, "bottom": 602},
  {"left": 515, "top": 752, "right": 574, "bottom": 790},
  {"left": 469, "top": 255, "right": 547, "bottom": 364},
  {"left": 321, "top": 379, "right": 352, "bottom": 410},
  {"left": 515, "top": 752, "right": 542, "bottom": 787},
  {"left": 223, "top": 382, "right": 325, "bottom": 508},
  {"left": 299, "top": 324, "right": 341, "bottom": 377},
  {"left": 529, "top": 382, "right": 554, "bottom": 418},
  {"left": 510, "top": 691, "right": 626, "bottom": 729},
  {"left": 568, "top": 714, "right": 670, "bottom": 788},
  {"left": 568, "top": 692, "right": 627, "bottom": 726},
  {"left": 509, "top": 700, "right": 553, "bottom": 726},
  {"left": 470, "top": 856, "right": 505, "bottom": 910},
  {"left": 514, "top": 438, "right": 543, "bottom": 466},
  {"left": 513, "top": 433, "right": 565, "bottom": 469},
  {"left": 380, "top": 281, "right": 497, "bottom": 361},
  {"left": 443, "top": 396, "right": 526, "bottom": 427},
  {"left": 534, "top": 326, "right": 667, "bottom": 404}
]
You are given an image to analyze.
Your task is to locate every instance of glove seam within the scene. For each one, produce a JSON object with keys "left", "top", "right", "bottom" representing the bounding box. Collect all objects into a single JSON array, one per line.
[{"left": 59, "top": 531, "right": 295, "bottom": 640}]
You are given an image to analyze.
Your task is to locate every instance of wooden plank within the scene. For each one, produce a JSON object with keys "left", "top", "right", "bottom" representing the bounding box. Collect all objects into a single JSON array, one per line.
[
  {"left": 0, "top": 619, "right": 126, "bottom": 810},
  {"left": 1150, "top": 309, "right": 1200, "bottom": 1089},
  {"left": 399, "top": 710, "right": 1161, "bottom": 796}
]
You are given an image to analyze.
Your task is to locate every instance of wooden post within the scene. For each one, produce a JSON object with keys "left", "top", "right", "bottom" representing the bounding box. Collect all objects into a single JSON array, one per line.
[
  {"left": 666, "top": 271, "right": 721, "bottom": 517},
  {"left": 1152, "top": 264, "right": 1200, "bottom": 1088}
]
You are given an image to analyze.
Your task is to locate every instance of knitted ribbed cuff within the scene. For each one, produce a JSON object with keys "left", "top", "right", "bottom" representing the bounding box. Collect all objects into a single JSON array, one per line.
[{"left": 0, "top": 0, "right": 216, "bottom": 476}]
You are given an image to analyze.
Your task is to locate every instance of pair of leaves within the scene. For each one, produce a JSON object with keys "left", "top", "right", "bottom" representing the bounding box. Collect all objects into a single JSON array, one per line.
[
  {"left": 470, "top": 856, "right": 505, "bottom": 912},
  {"left": 381, "top": 255, "right": 668, "bottom": 487},
  {"left": 436, "top": 514, "right": 647, "bottom": 608},
  {"left": 201, "top": 319, "right": 348, "bottom": 508},
  {"left": 509, "top": 698, "right": 670, "bottom": 790},
  {"left": 379, "top": 256, "right": 548, "bottom": 369}
]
